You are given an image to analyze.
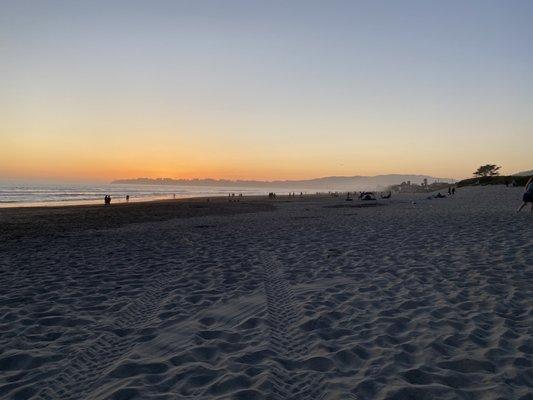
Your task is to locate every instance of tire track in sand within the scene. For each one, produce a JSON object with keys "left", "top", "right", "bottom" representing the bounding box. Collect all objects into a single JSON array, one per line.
[
  {"left": 38, "top": 268, "right": 180, "bottom": 400},
  {"left": 260, "top": 253, "right": 328, "bottom": 400}
]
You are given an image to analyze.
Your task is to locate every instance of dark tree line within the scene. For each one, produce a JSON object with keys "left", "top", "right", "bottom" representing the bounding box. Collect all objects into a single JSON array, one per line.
[{"left": 474, "top": 164, "right": 501, "bottom": 177}]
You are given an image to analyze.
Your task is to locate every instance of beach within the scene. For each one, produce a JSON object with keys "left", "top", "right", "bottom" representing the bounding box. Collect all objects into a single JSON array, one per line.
[{"left": 0, "top": 186, "right": 531, "bottom": 400}]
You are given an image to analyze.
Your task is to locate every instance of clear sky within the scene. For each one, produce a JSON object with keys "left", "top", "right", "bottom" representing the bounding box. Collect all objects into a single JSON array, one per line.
[{"left": 1, "top": 0, "right": 532, "bottom": 182}]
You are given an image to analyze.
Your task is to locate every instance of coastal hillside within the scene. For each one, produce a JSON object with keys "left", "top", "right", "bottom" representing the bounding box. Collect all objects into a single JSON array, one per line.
[
  {"left": 112, "top": 174, "right": 454, "bottom": 191},
  {"left": 513, "top": 169, "right": 533, "bottom": 176},
  {"left": 457, "top": 174, "right": 532, "bottom": 187}
]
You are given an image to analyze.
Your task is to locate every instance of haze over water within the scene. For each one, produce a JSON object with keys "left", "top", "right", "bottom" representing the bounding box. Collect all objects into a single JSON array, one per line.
[{"left": 0, "top": 182, "right": 310, "bottom": 207}]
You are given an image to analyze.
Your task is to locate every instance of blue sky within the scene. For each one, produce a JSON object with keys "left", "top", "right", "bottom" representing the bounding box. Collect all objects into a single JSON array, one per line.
[{"left": 1, "top": 0, "right": 532, "bottom": 180}]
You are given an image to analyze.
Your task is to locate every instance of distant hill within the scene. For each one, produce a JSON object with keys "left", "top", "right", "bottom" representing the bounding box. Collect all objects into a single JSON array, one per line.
[
  {"left": 513, "top": 169, "right": 533, "bottom": 176},
  {"left": 112, "top": 174, "right": 454, "bottom": 191}
]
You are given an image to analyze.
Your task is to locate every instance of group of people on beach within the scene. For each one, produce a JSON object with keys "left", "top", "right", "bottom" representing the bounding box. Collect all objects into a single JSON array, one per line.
[
  {"left": 228, "top": 193, "right": 243, "bottom": 202},
  {"left": 99, "top": 179, "right": 533, "bottom": 211},
  {"left": 327, "top": 191, "right": 385, "bottom": 201},
  {"left": 431, "top": 186, "right": 456, "bottom": 199},
  {"left": 104, "top": 194, "right": 130, "bottom": 205},
  {"left": 359, "top": 191, "right": 376, "bottom": 201}
]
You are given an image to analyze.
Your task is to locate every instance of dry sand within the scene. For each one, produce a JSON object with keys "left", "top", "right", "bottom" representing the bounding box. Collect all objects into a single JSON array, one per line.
[{"left": 0, "top": 186, "right": 531, "bottom": 400}]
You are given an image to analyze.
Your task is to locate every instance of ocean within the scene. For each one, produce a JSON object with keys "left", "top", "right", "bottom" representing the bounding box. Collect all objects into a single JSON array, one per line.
[{"left": 0, "top": 182, "right": 311, "bottom": 207}]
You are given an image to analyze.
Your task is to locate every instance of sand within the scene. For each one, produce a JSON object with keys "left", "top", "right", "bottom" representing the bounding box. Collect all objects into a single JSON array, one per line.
[{"left": 0, "top": 186, "right": 531, "bottom": 400}]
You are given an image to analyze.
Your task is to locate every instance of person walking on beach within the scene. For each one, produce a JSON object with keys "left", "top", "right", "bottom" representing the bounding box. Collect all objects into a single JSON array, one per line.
[{"left": 517, "top": 177, "right": 533, "bottom": 213}]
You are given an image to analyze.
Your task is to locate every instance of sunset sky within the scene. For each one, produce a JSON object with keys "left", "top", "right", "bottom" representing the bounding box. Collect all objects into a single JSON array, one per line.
[{"left": 1, "top": 0, "right": 532, "bottom": 182}]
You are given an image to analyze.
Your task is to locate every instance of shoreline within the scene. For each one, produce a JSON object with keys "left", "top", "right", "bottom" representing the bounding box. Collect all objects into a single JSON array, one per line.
[
  {"left": 0, "top": 192, "right": 326, "bottom": 209},
  {"left": 0, "top": 193, "right": 283, "bottom": 210},
  {"left": 0, "top": 195, "right": 280, "bottom": 244},
  {"left": 0, "top": 190, "right": 366, "bottom": 210},
  {"left": 0, "top": 194, "right": 234, "bottom": 209}
]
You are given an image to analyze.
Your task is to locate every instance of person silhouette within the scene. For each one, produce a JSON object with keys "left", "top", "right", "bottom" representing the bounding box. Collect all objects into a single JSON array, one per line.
[{"left": 518, "top": 177, "right": 533, "bottom": 213}]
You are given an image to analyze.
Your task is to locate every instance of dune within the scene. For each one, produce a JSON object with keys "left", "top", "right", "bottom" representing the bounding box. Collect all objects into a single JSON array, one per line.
[{"left": 0, "top": 186, "right": 531, "bottom": 399}]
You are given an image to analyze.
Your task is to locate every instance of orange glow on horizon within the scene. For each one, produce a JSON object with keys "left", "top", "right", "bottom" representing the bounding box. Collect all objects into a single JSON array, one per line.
[{"left": 1, "top": 97, "right": 530, "bottom": 182}]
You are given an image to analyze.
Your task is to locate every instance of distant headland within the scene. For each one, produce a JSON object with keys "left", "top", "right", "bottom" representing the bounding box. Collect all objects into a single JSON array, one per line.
[{"left": 112, "top": 174, "right": 454, "bottom": 191}]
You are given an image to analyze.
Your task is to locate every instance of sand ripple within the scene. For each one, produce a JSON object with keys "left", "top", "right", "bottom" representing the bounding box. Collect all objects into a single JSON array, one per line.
[{"left": 0, "top": 186, "right": 531, "bottom": 399}]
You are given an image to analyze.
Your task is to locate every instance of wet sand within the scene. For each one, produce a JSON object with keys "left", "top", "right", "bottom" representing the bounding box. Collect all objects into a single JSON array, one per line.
[
  {"left": 0, "top": 186, "right": 531, "bottom": 399},
  {"left": 0, "top": 196, "right": 276, "bottom": 244}
]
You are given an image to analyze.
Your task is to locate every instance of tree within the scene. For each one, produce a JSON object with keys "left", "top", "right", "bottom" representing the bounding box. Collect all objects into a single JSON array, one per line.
[{"left": 473, "top": 164, "right": 501, "bottom": 177}]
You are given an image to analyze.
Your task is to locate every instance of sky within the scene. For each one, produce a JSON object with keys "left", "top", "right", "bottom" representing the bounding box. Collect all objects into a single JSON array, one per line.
[{"left": 1, "top": 0, "right": 532, "bottom": 182}]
